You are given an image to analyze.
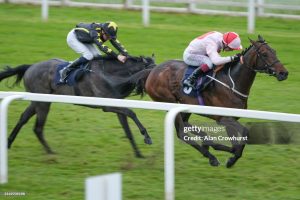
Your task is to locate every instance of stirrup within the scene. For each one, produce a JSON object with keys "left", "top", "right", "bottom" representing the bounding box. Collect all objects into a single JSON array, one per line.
[{"left": 183, "top": 79, "right": 196, "bottom": 89}]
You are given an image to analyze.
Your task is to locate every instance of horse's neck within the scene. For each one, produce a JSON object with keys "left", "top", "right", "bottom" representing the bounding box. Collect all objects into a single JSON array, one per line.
[
  {"left": 91, "top": 59, "right": 145, "bottom": 98},
  {"left": 230, "top": 62, "right": 256, "bottom": 96},
  {"left": 94, "top": 59, "right": 144, "bottom": 76}
]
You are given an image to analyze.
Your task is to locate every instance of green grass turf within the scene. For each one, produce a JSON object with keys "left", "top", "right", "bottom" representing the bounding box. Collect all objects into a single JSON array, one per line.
[{"left": 0, "top": 3, "right": 300, "bottom": 200}]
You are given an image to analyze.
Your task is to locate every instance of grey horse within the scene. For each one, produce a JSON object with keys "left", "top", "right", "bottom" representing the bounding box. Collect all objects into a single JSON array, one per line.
[{"left": 0, "top": 56, "right": 155, "bottom": 157}]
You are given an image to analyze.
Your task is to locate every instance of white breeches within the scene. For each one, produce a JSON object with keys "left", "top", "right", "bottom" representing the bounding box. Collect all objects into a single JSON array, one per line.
[
  {"left": 66, "top": 29, "right": 100, "bottom": 60},
  {"left": 183, "top": 51, "right": 213, "bottom": 69}
]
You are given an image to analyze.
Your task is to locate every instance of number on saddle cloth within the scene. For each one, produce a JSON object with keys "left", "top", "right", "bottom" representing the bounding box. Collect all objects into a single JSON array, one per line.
[
  {"left": 54, "top": 62, "right": 91, "bottom": 86},
  {"left": 182, "top": 65, "right": 214, "bottom": 97}
]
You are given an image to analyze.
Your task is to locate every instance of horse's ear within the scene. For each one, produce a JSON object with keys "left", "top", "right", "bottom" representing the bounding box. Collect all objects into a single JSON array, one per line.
[
  {"left": 141, "top": 56, "right": 147, "bottom": 63},
  {"left": 151, "top": 53, "right": 156, "bottom": 62},
  {"left": 248, "top": 37, "right": 255, "bottom": 44},
  {"left": 258, "top": 35, "right": 265, "bottom": 43}
]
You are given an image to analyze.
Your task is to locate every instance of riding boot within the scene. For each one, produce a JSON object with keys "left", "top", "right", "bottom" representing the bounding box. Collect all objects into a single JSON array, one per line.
[
  {"left": 59, "top": 57, "right": 88, "bottom": 82},
  {"left": 183, "top": 67, "right": 204, "bottom": 89},
  {"left": 93, "top": 55, "right": 104, "bottom": 60}
]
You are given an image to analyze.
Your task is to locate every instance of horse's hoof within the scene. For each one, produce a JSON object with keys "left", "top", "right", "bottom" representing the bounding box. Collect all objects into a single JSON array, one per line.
[
  {"left": 209, "top": 158, "right": 220, "bottom": 167},
  {"left": 136, "top": 153, "right": 145, "bottom": 159},
  {"left": 226, "top": 157, "right": 236, "bottom": 168},
  {"left": 7, "top": 140, "right": 13, "bottom": 149},
  {"left": 46, "top": 150, "right": 56, "bottom": 155},
  {"left": 144, "top": 137, "right": 152, "bottom": 145}
]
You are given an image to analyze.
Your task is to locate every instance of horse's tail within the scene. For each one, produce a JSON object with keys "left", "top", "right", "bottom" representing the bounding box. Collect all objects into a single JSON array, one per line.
[{"left": 0, "top": 64, "right": 31, "bottom": 86}]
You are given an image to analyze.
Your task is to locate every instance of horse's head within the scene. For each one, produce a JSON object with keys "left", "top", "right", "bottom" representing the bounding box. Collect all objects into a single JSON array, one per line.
[
  {"left": 243, "top": 35, "right": 288, "bottom": 81},
  {"left": 125, "top": 55, "right": 156, "bottom": 74}
]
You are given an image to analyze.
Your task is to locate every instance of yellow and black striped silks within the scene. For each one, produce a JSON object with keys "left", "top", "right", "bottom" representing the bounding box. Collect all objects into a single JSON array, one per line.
[{"left": 74, "top": 22, "right": 128, "bottom": 58}]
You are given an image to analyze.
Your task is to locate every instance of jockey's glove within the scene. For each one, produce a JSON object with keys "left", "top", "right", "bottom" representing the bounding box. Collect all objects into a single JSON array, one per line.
[{"left": 231, "top": 53, "right": 241, "bottom": 62}]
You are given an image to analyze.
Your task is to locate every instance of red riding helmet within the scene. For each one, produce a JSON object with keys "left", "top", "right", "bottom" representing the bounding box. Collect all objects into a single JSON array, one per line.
[{"left": 223, "top": 32, "right": 243, "bottom": 50}]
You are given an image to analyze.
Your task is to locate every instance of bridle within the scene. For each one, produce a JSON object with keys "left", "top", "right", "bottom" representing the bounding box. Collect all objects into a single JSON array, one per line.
[
  {"left": 207, "top": 41, "right": 280, "bottom": 99},
  {"left": 243, "top": 42, "right": 280, "bottom": 76},
  {"left": 125, "top": 56, "right": 155, "bottom": 76}
]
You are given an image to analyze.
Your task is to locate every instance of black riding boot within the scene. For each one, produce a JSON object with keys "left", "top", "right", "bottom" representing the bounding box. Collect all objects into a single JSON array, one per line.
[
  {"left": 183, "top": 67, "right": 204, "bottom": 89},
  {"left": 59, "top": 57, "right": 88, "bottom": 82}
]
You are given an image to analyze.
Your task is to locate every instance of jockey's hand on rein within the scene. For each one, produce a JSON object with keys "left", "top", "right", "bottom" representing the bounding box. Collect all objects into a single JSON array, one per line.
[
  {"left": 231, "top": 53, "right": 242, "bottom": 62},
  {"left": 117, "top": 54, "right": 127, "bottom": 63}
]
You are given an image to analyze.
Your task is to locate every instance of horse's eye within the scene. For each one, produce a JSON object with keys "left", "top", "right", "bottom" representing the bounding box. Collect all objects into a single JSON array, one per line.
[{"left": 262, "top": 53, "right": 268, "bottom": 57}]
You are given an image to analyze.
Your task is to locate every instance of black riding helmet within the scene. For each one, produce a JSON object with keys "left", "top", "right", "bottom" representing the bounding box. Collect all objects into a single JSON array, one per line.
[{"left": 101, "top": 21, "right": 118, "bottom": 39}]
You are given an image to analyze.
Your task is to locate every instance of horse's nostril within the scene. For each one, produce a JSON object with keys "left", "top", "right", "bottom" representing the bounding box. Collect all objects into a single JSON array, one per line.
[
  {"left": 277, "top": 71, "right": 288, "bottom": 81},
  {"left": 279, "top": 71, "right": 288, "bottom": 76}
]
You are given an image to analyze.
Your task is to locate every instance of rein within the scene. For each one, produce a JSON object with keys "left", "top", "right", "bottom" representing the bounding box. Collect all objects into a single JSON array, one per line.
[
  {"left": 99, "top": 56, "right": 155, "bottom": 76},
  {"left": 206, "top": 42, "right": 279, "bottom": 99},
  {"left": 206, "top": 67, "right": 249, "bottom": 98},
  {"left": 243, "top": 43, "right": 279, "bottom": 75}
]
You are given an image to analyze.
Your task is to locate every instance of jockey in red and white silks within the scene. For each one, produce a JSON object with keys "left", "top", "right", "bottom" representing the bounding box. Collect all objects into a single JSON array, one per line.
[
  {"left": 183, "top": 31, "right": 243, "bottom": 89},
  {"left": 184, "top": 31, "right": 242, "bottom": 69}
]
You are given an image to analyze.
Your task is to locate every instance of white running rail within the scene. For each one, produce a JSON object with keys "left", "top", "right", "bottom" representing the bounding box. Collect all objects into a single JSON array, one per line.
[{"left": 1, "top": 91, "right": 300, "bottom": 200}]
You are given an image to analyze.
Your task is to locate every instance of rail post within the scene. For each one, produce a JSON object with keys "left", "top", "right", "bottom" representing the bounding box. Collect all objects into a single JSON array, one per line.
[{"left": 0, "top": 95, "right": 24, "bottom": 184}]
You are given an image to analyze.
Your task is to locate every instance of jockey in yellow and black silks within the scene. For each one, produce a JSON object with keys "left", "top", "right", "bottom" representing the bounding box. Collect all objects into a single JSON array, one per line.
[{"left": 60, "top": 21, "right": 128, "bottom": 82}]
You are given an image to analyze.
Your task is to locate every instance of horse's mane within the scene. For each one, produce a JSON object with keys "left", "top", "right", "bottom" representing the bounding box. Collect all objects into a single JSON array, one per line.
[
  {"left": 95, "top": 55, "right": 151, "bottom": 62},
  {"left": 89, "top": 55, "right": 154, "bottom": 76},
  {"left": 223, "top": 43, "right": 254, "bottom": 71},
  {"left": 91, "top": 55, "right": 155, "bottom": 98},
  {"left": 223, "top": 37, "right": 268, "bottom": 71}
]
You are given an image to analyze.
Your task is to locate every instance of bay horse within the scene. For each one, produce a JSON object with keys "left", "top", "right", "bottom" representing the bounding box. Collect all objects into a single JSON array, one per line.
[
  {"left": 134, "top": 35, "right": 288, "bottom": 167},
  {"left": 0, "top": 56, "right": 155, "bottom": 158}
]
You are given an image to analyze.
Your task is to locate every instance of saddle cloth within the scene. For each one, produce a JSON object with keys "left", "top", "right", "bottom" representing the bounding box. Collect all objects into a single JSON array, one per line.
[
  {"left": 54, "top": 62, "right": 91, "bottom": 86},
  {"left": 181, "top": 65, "right": 215, "bottom": 105}
]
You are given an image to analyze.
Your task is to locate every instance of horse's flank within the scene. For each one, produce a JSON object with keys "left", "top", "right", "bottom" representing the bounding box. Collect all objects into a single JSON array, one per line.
[{"left": 0, "top": 55, "right": 155, "bottom": 157}]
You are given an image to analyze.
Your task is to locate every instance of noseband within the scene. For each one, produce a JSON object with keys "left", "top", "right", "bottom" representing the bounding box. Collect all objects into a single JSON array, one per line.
[
  {"left": 245, "top": 43, "right": 280, "bottom": 75},
  {"left": 207, "top": 42, "right": 280, "bottom": 99}
]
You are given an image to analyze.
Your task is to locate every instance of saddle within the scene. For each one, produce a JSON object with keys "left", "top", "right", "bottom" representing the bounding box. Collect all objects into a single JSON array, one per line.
[
  {"left": 182, "top": 65, "right": 216, "bottom": 98},
  {"left": 54, "top": 62, "right": 91, "bottom": 86}
]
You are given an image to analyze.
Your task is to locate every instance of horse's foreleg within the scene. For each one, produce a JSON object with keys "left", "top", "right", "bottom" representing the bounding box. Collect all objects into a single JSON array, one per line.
[
  {"left": 117, "top": 114, "right": 144, "bottom": 158},
  {"left": 181, "top": 112, "right": 192, "bottom": 122},
  {"left": 218, "top": 117, "right": 249, "bottom": 168},
  {"left": 175, "top": 114, "right": 220, "bottom": 166},
  {"left": 8, "top": 104, "right": 36, "bottom": 149},
  {"left": 33, "top": 103, "right": 53, "bottom": 154},
  {"left": 102, "top": 106, "right": 152, "bottom": 145}
]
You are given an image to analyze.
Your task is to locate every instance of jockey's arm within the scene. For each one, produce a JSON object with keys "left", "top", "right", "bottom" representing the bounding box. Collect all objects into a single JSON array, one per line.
[
  {"left": 206, "top": 45, "right": 231, "bottom": 66},
  {"left": 110, "top": 39, "right": 129, "bottom": 56},
  {"left": 91, "top": 32, "right": 118, "bottom": 58}
]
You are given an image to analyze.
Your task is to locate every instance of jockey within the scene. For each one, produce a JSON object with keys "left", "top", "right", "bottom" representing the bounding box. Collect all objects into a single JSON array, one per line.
[
  {"left": 183, "top": 31, "right": 243, "bottom": 89},
  {"left": 60, "top": 21, "right": 128, "bottom": 81}
]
